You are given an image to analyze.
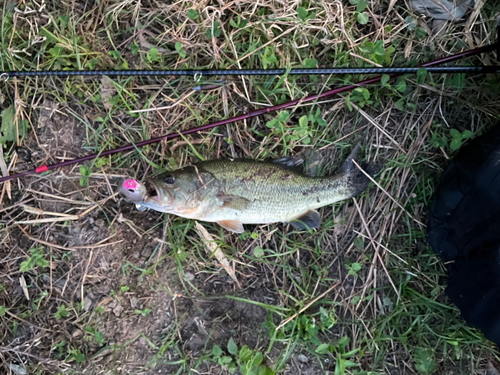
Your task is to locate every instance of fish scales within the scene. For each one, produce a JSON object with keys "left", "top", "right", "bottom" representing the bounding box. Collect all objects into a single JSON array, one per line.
[{"left": 197, "top": 160, "right": 352, "bottom": 224}]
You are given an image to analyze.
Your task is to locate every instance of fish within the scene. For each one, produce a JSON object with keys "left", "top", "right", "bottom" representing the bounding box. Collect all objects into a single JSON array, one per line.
[{"left": 118, "top": 145, "right": 378, "bottom": 233}]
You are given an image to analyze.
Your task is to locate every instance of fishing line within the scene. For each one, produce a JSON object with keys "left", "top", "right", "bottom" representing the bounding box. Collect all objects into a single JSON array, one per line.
[
  {"left": 189, "top": 80, "right": 495, "bottom": 91},
  {"left": 0, "top": 42, "right": 498, "bottom": 184},
  {"left": 194, "top": 74, "right": 497, "bottom": 89}
]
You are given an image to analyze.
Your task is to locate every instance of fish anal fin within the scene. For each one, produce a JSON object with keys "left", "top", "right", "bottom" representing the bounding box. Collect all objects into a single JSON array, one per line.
[
  {"left": 217, "top": 219, "right": 244, "bottom": 233},
  {"left": 289, "top": 210, "right": 321, "bottom": 230},
  {"left": 217, "top": 193, "right": 251, "bottom": 210}
]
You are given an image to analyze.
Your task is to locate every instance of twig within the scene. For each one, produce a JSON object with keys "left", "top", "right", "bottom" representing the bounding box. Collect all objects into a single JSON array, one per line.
[
  {"left": 129, "top": 90, "right": 196, "bottom": 113},
  {"left": 4, "top": 310, "right": 51, "bottom": 332},
  {"left": 350, "top": 102, "right": 406, "bottom": 154},
  {"left": 276, "top": 281, "right": 340, "bottom": 330},
  {"left": 352, "top": 160, "right": 425, "bottom": 227},
  {"left": 25, "top": 189, "right": 92, "bottom": 205},
  {"left": 236, "top": 25, "right": 299, "bottom": 62},
  {"left": 16, "top": 224, "right": 120, "bottom": 251},
  {"left": 195, "top": 222, "right": 240, "bottom": 287},
  {"left": 353, "top": 199, "right": 400, "bottom": 307}
]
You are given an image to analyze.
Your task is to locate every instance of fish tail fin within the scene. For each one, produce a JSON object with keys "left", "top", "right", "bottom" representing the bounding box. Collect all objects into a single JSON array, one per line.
[{"left": 339, "top": 144, "right": 381, "bottom": 198}]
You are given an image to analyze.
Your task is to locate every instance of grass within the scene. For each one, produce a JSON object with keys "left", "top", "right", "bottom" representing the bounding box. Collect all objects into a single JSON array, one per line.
[{"left": 1, "top": 0, "right": 500, "bottom": 374}]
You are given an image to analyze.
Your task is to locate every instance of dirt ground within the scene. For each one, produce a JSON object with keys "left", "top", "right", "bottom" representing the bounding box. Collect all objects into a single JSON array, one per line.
[
  {"left": 1, "top": 1, "right": 500, "bottom": 374},
  {"left": 2, "top": 99, "right": 498, "bottom": 375},
  {"left": 1, "top": 112, "right": 331, "bottom": 374}
]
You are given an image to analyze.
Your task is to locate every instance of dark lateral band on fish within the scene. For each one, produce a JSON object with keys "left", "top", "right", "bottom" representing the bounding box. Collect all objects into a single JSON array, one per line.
[{"left": 118, "top": 146, "right": 380, "bottom": 233}]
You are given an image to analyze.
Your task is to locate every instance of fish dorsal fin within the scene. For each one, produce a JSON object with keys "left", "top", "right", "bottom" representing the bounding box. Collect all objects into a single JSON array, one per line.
[
  {"left": 217, "top": 219, "right": 244, "bottom": 233},
  {"left": 273, "top": 155, "right": 305, "bottom": 174},
  {"left": 340, "top": 144, "right": 361, "bottom": 174},
  {"left": 289, "top": 210, "right": 321, "bottom": 230},
  {"left": 217, "top": 193, "right": 251, "bottom": 211}
]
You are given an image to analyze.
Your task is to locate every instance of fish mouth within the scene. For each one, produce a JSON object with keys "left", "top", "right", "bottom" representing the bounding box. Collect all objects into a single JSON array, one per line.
[
  {"left": 145, "top": 177, "right": 172, "bottom": 206},
  {"left": 144, "top": 179, "right": 160, "bottom": 202},
  {"left": 119, "top": 177, "right": 174, "bottom": 212}
]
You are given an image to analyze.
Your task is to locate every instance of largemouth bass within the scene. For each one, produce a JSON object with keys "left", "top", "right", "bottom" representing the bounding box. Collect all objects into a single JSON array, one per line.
[{"left": 119, "top": 146, "right": 377, "bottom": 233}]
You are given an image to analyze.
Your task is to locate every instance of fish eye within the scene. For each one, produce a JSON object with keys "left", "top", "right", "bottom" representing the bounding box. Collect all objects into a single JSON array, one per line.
[{"left": 165, "top": 176, "right": 175, "bottom": 184}]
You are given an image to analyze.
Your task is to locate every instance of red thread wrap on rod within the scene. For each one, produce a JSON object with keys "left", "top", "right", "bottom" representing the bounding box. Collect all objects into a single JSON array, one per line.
[
  {"left": 0, "top": 42, "right": 497, "bottom": 184},
  {"left": 35, "top": 165, "right": 48, "bottom": 174}
]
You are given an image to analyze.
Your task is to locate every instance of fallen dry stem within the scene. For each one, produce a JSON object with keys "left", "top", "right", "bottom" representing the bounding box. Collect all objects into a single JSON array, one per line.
[
  {"left": 195, "top": 222, "right": 240, "bottom": 287},
  {"left": 276, "top": 281, "right": 340, "bottom": 330},
  {"left": 352, "top": 160, "right": 425, "bottom": 227}
]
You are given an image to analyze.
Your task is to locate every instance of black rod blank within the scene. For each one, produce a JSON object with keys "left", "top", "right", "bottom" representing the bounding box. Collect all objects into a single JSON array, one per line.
[{"left": 1, "top": 66, "right": 499, "bottom": 80}]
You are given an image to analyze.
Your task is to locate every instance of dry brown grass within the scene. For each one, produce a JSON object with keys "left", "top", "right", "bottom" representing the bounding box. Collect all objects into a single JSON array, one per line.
[{"left": 1, "top": 0, "right": 500, "bottom": 374}]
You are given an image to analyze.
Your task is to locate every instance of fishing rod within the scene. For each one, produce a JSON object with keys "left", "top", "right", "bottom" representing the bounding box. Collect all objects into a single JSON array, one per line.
[
  {"left": 1, "top": 66, "right": 500, "bottom": 80},
  {"left": 0, "top": 42, "right": 498, "bottom": 184}
]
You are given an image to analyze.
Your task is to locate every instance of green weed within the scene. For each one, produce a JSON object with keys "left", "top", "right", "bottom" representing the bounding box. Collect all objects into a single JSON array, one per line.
[
  {"left": 211, "top": 338, "right": 275, "bottom": 375},
  {"left": 55, "top": 305, "right": 69, "bottom": 320},
  {"left": 20, "top": 247, "right": 49, "bottom": 272},
  {"left": 1, "top": 1, "right": 499, "bottom": 374}
]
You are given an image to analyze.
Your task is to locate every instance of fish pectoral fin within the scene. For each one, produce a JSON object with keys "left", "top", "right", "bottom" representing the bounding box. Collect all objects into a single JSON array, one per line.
[
  {"left": 217, "top": 194, "right": 251, "bottom": 210},
  {"left": 289, "top": 210, "right": 321, "bottom": 230},
  {"left": 217, "top": 219, "right": 244, "bottom": 233}
]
